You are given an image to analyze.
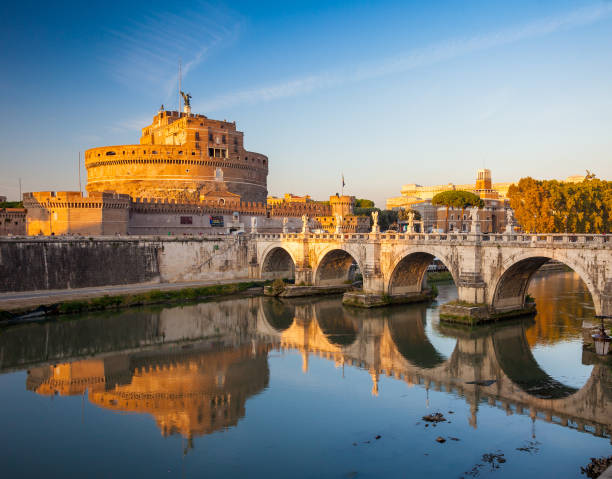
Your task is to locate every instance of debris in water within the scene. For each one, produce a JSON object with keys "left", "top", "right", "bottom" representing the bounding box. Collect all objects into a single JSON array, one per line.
[
  {"left": 482, "top": 452, "right": 506, "bottom": 469},
  {"left": 422, "top": 412, "right": 446, "bottom": 423},
  {"left": 375, "top": 435, "right": 381, "bottom": 440},
  {"left": 463, "top": 451, "right": 506, "bottom": 476},
  {"left": 581, "top": 456, "right": 612, "bottom": 478},
  {"left": 450, "top": 437, "right": 460, "bottom": 441},
  {"left": 516, "top": 440, "right": 540, "bottom": 454},
  {"left": 435, "top": 437, "right": 446, "bottom": 443}
]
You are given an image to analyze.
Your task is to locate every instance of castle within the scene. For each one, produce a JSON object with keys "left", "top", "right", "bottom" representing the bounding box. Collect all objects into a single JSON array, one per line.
[
  {"left": 85, "top": 103, "right": 268, "bottom": 203},
  {"left": 21, "top": 101, "right": 369, "bottom": 236}
]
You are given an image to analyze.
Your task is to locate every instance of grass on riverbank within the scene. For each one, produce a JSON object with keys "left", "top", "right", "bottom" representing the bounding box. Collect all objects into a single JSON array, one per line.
[
  {"left": 1, "top": 282, "right": 265, "bottom": 321},
  {"left": 426, "top": 271, "right": 453, "bottom": 283}
]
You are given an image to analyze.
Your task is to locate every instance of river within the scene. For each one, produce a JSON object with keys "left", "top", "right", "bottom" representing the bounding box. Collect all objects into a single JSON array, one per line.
[{"left": 0, "top": 271, "right": 610, "bottom": 478}]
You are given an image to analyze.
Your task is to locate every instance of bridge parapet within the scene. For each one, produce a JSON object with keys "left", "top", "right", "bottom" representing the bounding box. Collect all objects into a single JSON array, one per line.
[{"left": 251, "top": 232, "right": 610, "bottom": 246}]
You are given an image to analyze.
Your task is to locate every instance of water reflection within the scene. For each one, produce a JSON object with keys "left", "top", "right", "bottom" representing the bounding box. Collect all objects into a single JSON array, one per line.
[{"left": 0, "top": 273, "right": 609, "bottom": 444}]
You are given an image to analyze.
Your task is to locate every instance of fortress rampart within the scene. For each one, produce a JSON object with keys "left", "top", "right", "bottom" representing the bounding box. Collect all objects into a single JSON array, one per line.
[{"left": 85, "top": 108, "right": 269, "bottom": 203}]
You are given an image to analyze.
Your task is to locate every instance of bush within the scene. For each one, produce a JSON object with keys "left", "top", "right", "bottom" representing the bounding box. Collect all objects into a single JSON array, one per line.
[{"left": 271, "top": 279, "right": 286, "bottom": 295}]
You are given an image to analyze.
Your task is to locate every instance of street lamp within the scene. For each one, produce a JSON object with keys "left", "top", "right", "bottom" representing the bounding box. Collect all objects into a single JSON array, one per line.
[{"left": 592, "top": 318, "right": 611, "bottom": 356}]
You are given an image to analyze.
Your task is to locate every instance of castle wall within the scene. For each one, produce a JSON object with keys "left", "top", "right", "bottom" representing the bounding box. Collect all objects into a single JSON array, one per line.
[
  {"left": 0, "top": 238, "right": 160, "bottom": 292},
  {"left": 0, "top": 208, "right": 26, "bottom": 236},
  {"left": 0, "top": 236, "right": 254, "bottom": 292},
  {"left": 23, "top": 191, "right": 130, "bottom": 236}
]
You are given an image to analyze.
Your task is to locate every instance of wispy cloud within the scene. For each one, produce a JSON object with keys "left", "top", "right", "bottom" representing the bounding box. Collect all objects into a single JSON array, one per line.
[
  {"left": 201, "top": 2, "right": 612, "bottom": 112},
  {"left": 102, "top": 1, "right": 242, "bottom": 105},
  {"left": 107, "top": 115, "right": 152, "bottom": 134}
]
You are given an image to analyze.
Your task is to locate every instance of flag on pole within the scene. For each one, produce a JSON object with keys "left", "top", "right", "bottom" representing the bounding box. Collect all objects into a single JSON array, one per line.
[{"left": 342, "top": 174, "right": 345, "bottom": 188}]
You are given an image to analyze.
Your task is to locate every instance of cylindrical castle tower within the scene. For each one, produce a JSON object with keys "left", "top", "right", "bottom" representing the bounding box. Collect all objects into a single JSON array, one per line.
[{"left": 85, "top": 105, "right": 268, "bottom": 203}]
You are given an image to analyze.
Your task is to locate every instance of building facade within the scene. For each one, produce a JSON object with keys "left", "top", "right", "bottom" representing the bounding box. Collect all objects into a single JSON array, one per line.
[
  {"left": 386, "top": 169, "right": 587, "bottom": 210},
  {"left": 85, "top": 103, "right": 268, "bottom": 203}
]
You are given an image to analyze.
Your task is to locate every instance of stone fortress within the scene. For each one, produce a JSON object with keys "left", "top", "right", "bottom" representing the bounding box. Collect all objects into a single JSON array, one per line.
[
  {"left": 19, "top": 97, "right": 369, "bottom": 236},
  {"left": 85, "top": 102, "right": 268, "bottom": 203}
]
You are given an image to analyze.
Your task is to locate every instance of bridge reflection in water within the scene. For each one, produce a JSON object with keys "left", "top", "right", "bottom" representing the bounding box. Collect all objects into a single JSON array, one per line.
[{"left": 0, "top": 290, "right": 609, "bottom": 443}]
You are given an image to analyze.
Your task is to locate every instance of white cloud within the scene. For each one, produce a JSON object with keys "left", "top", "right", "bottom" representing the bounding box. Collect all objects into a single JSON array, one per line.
[
  {"left": 201, "top": 2, "right": 612, "bottom": 112},
  {"left": 102, "top": 1, "right": 242, "bottom": 105}
]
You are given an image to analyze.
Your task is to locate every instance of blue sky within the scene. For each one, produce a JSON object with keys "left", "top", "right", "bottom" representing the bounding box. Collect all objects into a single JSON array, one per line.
[{"left": 1, "top": 0, "right": 611, "bottom": 206}]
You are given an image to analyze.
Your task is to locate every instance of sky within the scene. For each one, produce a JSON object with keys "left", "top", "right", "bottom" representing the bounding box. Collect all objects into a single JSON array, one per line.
[{"left": 1, "top": 0, "right": 611, "bottom": 207}]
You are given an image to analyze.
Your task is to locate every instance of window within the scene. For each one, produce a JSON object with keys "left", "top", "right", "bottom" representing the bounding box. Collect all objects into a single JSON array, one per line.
[
  {"left": 195, "top": 132, "right": 200, "bottom": 140},
  {"left": 209, "top": 148, "right": 214, "bottom": 157},
  {"left": 209, "top": 133, "right": 213, "bottom": 141},
  {"left": 180, "top": 216, "right": 193, "bottom": 224},
  {"left": 222, "top": 135, "right": 226, "bottom": 144}
]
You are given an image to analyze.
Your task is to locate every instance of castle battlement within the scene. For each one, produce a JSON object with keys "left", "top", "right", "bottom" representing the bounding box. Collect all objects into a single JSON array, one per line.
[{"left": 85, "top": 102, "right": 269, "bottom": 204}]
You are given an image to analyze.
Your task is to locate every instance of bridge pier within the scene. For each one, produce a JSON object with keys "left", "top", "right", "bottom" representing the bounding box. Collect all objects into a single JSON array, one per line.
[
  {"left": 601, "top": 281, "right": 612, "bottom": 318},
  {"left": 294, "top": 267, "right": 313, "bottom": 286}
]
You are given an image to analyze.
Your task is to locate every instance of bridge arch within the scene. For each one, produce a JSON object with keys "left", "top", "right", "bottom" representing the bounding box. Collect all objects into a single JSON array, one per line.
[
  {"left": 490, "top": 251, "right": 600, "bottom": 315},
  {"left": 386, "top": 246, "right": 458, "bottom": 295},
  {"left": 313, "top": 245, "right": 364, "bottom": 286},
  {"left": 260, "top": 245, "right": 296, "bottom": 281}
]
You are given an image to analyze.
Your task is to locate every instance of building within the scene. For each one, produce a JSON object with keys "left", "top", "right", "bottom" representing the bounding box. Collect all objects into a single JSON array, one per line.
[
  {"left": 267, "top": 193, "right": 312, "bottom": 206},
  {"left": 387, "top": 169, "right": 586, "bottom": 210},
  {"left": 0, "top": 195, "right": 7, "bottom": 203},
  {"left": 313, "top": 195, "right": 370, "bottom": 234},
  {"left": 386, "top": 169, "right": 512, "bottom": 210},
  {"left": 85, "top": 101, "right": 268, "bottom": 203},
  {"left": 387, "top": 170, "right": 512, "bottom": 234},
  {"left": 0, "top": 207, "right": 26, "bottom": 235},
  {"left": 434, "top": 198, "right": 509, "bottom": 234}
]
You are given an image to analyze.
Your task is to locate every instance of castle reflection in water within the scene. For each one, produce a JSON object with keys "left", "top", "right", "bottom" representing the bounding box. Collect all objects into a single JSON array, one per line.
[{"left": 1, "top": 277, "right": 609, "bottom": 443}]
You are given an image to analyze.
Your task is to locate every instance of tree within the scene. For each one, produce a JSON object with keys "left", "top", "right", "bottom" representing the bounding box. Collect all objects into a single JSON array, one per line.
[
  {"left": 398, "top": 209, "right": 421, "bottom": 221},
  {"left": 354, "top": 207, "right": 398, "bottom": 230},
  {"left": 507, "top": 174, "right": 611, "bottom": 234},
  {"left": 355, "top": 198, "right": 375, "bottom": 208},
  {"left": 431, "top": 190, "right": 483, "bottom": 232}
]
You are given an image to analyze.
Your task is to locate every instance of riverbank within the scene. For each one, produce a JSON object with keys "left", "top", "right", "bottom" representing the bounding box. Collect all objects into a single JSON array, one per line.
[
  {"left": 426, "top": 271, "right": 453, "bottom": 282},
  {"left": 0, "top": 280, "right": 265, "bottom": 323}
]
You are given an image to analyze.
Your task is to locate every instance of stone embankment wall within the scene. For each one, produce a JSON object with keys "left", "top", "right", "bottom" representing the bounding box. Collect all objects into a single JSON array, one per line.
[{"left": 0, "top": 236, "right": 251, "bottom": 293}]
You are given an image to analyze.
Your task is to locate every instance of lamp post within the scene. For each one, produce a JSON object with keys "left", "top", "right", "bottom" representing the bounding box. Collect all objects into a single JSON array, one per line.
[{"left": 592, "top": 318, "right": 611, "bottom": 356}]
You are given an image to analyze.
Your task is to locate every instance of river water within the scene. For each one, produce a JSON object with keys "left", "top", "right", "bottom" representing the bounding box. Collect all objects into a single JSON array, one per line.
[{"left": 0, "top": 271, "right": 610, "bottom": 478}]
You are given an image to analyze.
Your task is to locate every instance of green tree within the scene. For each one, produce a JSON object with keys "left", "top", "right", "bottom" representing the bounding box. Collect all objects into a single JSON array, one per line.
[
  {"left": 354, "top": 207, "right": 398, "bottom": 230},
  {"left": 431, "top": 190, "right": 482, "bottom": 232},
  {"left": 398, "top": 209, "right": 421, "bottom": 221},
  {"left": 0, "top": 201, "right": 23, "bottom": 208},
  {"left": 355, "top": 198, "right": 375, "bottom": 208}
]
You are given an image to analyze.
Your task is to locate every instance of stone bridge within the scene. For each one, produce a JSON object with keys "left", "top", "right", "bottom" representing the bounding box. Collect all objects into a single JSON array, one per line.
[
  {"left": 257, "top": 297, "right": 612, "bottom": 441},
  {"left": 250, "top": 231, "right": 612, "bottom": 319}
]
